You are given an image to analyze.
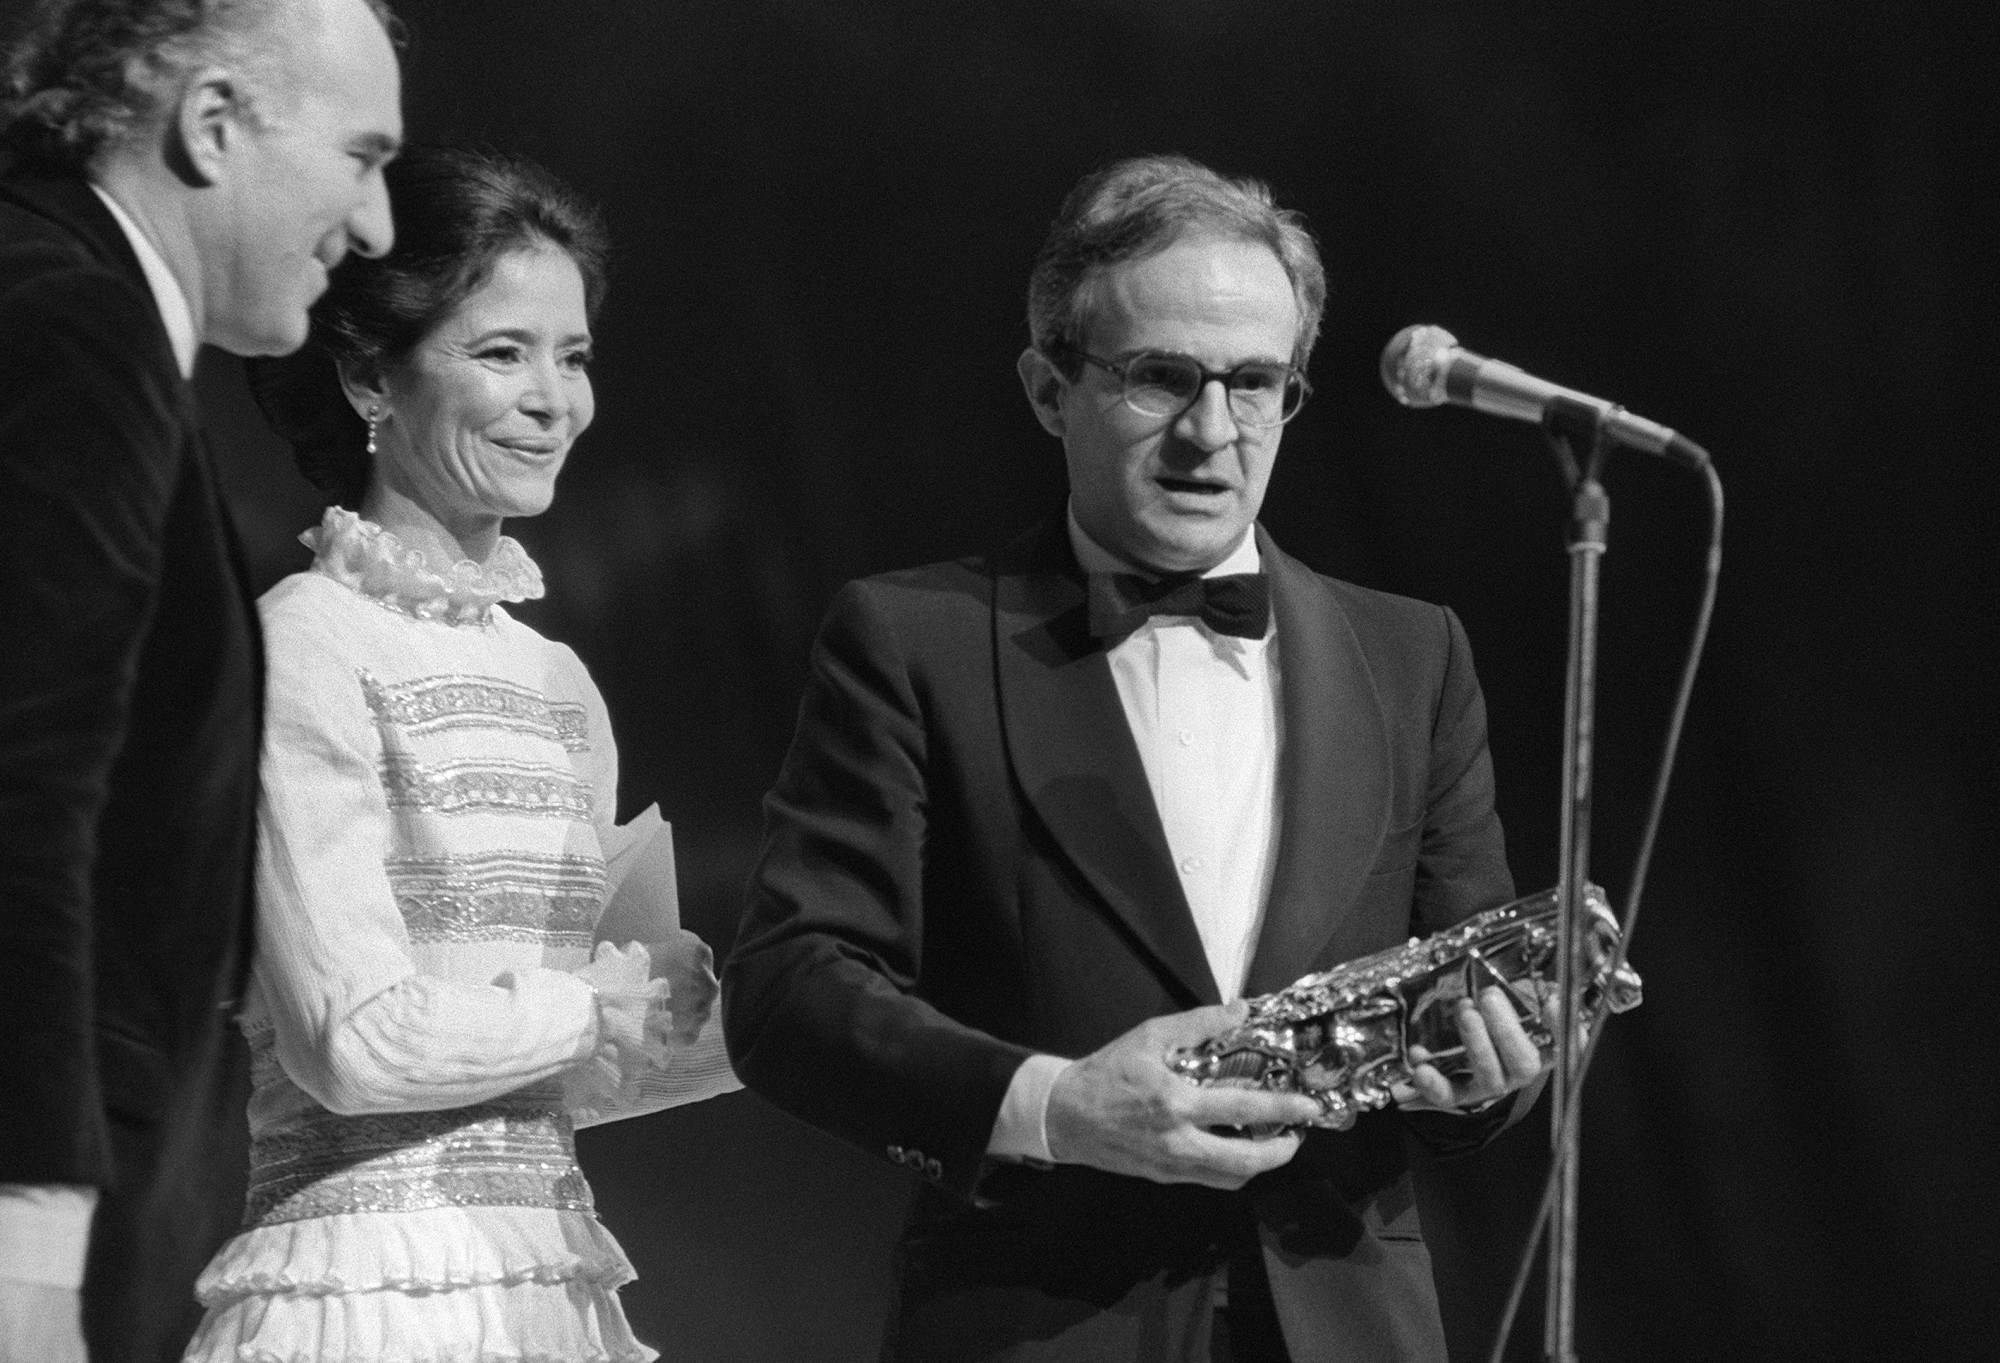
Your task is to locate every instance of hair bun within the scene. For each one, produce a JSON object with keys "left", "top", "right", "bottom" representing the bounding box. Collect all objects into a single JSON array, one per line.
[{"left": 247, "top": 345, "right": 370, "bottom": 508}]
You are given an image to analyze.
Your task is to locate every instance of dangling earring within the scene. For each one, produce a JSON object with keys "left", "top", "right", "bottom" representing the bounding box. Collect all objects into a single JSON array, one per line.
[{"left": 365, "top": 405, "right": 381, "bottom": 456}]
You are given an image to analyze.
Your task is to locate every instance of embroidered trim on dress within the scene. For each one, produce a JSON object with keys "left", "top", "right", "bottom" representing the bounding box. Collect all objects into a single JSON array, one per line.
[
  {"left": 378, "top": 755, "right": 594, "bottom": 821},
  {"left": 548, "top": 703, "right": 589, "bottom": 751},
  {"left": 387, "top": 851, "right": 603, "bottom": 947},
  {"left": 302, "top": 506, "right": 544, "bottom": 626},
  {"left": 359, "top": 672, "right": 591, "bottom": 752},
  {"left": 244, "top": 1089, "right": 589, "bottom": 1227}
]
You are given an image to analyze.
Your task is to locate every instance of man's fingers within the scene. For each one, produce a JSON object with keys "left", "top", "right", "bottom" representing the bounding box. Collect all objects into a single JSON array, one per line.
[
  {"left": 1457, "top": 999, "right": 1503, "bottom": 1089},
  {"left": 1480, "top": 986, "right": 1543, "bottom": 1079},
  {"left": 1393, "top": 991, "right": 1555, "bottom": 1114},
  {"left": 1172, "top": 1128, "right": 1304, "bottom": 1187},
  {"left": 1048, "top": 1004, "right": 1325, "bottom": 1185},
  {"left": 1394, "top": 1061, "right": 1456, "bottom": 1109},
  {"left": 1178, "top": 1081, "right": 1321, "bottom": 1131}
]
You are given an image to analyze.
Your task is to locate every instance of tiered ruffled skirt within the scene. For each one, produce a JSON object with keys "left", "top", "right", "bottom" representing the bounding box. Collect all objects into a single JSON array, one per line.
[{"left": 183, "top": 1204, "right": 658, "bottom": 1363}]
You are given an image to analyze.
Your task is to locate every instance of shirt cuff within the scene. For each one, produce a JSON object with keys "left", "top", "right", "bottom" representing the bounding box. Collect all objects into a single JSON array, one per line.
[
  {"left": 985, "top": 1053, "right": 1071, "bottom": 1164},
  {"left": 0, "top": 1185, "right": 96, "bottom": 1288}
]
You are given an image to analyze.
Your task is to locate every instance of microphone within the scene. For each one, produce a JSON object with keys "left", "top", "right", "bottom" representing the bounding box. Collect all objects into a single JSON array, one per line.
[{"left": 1380, "top": 324, "right": 1708, "bottom": 469}]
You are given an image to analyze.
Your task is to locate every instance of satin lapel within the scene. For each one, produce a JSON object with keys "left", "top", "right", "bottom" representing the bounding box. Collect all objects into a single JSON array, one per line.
[
  {"left": 1242, "top": 531, "right": 1392, "bottom": 996},
  {"left": 993, "top": 522, "right": 1220, "bottom": 1007}
]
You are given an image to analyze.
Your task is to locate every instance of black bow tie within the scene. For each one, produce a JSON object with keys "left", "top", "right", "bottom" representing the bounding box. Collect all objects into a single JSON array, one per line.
[{"left": 1087, "top": 571, "right": 1270, "bottom": 646}]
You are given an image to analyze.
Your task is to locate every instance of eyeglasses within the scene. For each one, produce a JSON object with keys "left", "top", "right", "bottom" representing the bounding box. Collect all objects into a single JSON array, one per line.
[{"left": 1058, "top": 347, "right": 1312, "bottom": 429}]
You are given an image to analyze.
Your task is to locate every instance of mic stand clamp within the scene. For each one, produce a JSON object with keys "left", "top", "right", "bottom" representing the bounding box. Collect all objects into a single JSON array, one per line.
[{"left": 1542, "top": 393, "right": 1611, "bottom": 1363}]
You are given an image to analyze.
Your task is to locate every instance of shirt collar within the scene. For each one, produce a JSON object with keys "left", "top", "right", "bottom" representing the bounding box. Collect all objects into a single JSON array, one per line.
[
  {"left": 89, "top": 184, "right": 198, "bottom": 380},
  {"left": 1065, "top": 504, "right": 1263, "bottom": 580}
]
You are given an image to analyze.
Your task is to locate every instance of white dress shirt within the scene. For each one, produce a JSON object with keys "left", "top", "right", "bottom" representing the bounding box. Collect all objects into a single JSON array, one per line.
[
  {"left": 987, "top": 511, "right": 1284, "bottom": 1163},
  {"left": 90, "top": 184, "right": 199, "bottom": 380},
  {"left": 1, "top": 182, "right": 200, "bottom": 1290}
]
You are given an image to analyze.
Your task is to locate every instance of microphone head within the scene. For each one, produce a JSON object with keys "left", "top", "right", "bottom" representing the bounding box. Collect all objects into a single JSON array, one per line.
[{"left": 1380, "top": 324, "right": 1458, "bottom": 408}]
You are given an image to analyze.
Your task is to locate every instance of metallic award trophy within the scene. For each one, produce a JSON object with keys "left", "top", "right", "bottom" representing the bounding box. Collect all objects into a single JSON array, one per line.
[{"left": 1168, "top": 885, "right": 1642, "bottom": 1132}]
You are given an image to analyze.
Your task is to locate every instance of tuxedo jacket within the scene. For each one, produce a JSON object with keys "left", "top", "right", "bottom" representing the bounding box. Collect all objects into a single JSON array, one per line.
[
  {"left": 0, "top": 163, "right": 261, "bottom": 1362},
  {"left": 725, "top": 515, "right": 1520, "bottom": 1362}
]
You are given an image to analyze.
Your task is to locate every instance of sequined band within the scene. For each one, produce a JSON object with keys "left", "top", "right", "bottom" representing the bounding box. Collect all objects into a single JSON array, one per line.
[
  {"left": 378, "top": 755, "right": 594, "bottom": 820},
  {"left": 360, "top": 671, "right": 591, "bottom": 753},
  {"left": 548, "top": 703, "right": 588, "bottom": 750},
  {"left": 245, "top": 1091, "right": 590, "bottom": 1227},
  {"left": 387, "top": 851, "right": 604, "bottom": 947}
]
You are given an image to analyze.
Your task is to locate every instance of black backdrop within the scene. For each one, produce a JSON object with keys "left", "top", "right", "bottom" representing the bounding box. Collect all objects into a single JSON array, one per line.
[{"left": 10, "top": 1, "right": 1993, "bottom": 1359}]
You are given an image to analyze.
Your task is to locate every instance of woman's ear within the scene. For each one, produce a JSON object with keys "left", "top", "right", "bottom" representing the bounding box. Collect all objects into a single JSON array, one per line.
[{"left": 335, "top": 360, "right": 387, "bottom": 421}]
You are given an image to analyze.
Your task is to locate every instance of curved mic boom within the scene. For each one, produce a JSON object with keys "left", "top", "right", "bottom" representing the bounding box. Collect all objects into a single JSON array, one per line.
[{"left": 1381, "top": 324, "right": 1709, "bottom": 470}]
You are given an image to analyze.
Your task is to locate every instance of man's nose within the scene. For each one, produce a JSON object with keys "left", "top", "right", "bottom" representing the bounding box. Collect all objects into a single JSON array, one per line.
[
  {"left": 1173, "top": 379, "right": 1239, "bottom": 451},
  {"left": 349, "top": 172, "right": 395, "bottom": 260}
]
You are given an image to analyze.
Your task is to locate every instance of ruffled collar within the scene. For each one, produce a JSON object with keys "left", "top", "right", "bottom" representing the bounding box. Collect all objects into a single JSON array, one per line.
[{"left": 301, "top": 507, "right": 544, "bottom": 626}]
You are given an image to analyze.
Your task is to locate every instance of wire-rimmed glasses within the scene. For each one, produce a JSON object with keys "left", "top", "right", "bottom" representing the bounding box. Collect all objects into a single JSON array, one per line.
[{"left": 1057, "top": 346, "right": 1312, "bottom": 429}]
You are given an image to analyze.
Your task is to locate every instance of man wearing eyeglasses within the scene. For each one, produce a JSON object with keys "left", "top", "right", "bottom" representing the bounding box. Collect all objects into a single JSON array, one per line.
[{"left": 726, "top": 154, "right": 1545, "bottom": 1363}]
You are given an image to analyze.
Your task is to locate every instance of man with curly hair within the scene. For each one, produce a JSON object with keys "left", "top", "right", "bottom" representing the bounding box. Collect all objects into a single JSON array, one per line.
[{"left": 0, "top": 3, "right": 400, "bottom": 1358}]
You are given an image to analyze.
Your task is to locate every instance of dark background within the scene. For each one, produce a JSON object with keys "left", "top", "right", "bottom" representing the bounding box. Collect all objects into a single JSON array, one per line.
[{"left": 13, "top": 0, "right": 1994, "bottom": 1358}]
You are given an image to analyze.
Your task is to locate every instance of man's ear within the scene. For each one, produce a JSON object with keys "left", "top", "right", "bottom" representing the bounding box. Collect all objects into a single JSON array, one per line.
[
  {"left": 169, "top": 68, "right": 247, "bottom": 188},
  {"left": 1016, "top": 346, "right": 1069, "bottom": 440}
]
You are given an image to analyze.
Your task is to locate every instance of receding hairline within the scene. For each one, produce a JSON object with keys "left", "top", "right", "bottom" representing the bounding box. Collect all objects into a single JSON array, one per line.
[
  {"left": 186, "top": 0, "right": 395, "bottom": 127},
  {"left": 1065, "top": 224, "right": 1312, "bottom": 360},
  {"left": 1024, "top": 155, "right": 1327, "bottom": 372}
]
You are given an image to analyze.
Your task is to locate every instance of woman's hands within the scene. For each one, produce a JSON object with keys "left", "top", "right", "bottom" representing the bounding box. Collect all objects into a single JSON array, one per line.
[
  {"left": 563, "top": 931, "right": 722, "bottom": 1119},
  {"left": 567, "top": 942, "right": 671, "bottom": 1117},
  {"left": 640, "top": 927, "right": 720, "bottom": 1044},
  {"left": 576, "top": 941, "right": 670, "bottom": 1052}
]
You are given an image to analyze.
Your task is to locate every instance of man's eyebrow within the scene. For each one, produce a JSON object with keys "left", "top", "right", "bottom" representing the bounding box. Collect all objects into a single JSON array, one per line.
[
  {"left": 351, "top": 133, "right": 402, "bottom": 162},
  {"left": 1116, "top": 347, "right": 1292, "bottom": 367}
]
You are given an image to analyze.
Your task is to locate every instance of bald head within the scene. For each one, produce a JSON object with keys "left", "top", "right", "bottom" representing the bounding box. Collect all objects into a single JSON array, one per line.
[
  {"left": 171, "top": 0, "right": 403, "bottom": 355},
  {"left": 208, "top": 0, "right": 393, "bottom": 132}
]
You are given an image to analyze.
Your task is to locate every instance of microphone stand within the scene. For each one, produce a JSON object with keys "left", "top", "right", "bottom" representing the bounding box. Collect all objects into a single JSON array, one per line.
[{"left": 1542, "top": 394, "right": 1611, "bottom": 1363}]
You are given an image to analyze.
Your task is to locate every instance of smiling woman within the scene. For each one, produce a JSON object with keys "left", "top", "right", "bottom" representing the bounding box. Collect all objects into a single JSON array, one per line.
[
  {"left": 252, "top": 142, "right": 609, "bottom": 524},
  {"left": 179, "top": 145, "right": 738, "bottom": 1363},
  {"left": 362, "top": 243, "right": 597, "bottom": 547}
]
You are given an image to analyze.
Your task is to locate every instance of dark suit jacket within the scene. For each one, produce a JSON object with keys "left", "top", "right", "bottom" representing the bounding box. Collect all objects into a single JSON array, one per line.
[
  {"left": 725, "top": 515, "right": 1520, "bottom": 1362},
  {"left": 0, "top": 163, "right": 260, "bottom": 1362}
]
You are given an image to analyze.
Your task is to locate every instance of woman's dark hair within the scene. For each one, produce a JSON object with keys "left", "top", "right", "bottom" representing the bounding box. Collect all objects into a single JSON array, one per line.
[{"left": 251, "top": 142, "right": 610, "bottom": 507}]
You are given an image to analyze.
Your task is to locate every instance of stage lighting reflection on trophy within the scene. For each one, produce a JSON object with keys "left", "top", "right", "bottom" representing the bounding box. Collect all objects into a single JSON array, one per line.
[{"left": 1168, "top": 885, "right": 1642, "bottom": 1132}]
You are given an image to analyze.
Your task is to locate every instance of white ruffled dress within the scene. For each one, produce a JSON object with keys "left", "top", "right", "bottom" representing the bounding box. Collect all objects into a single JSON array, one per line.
[{"left": 184, "top": 510, "right": 736, "bottom": 1363}]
